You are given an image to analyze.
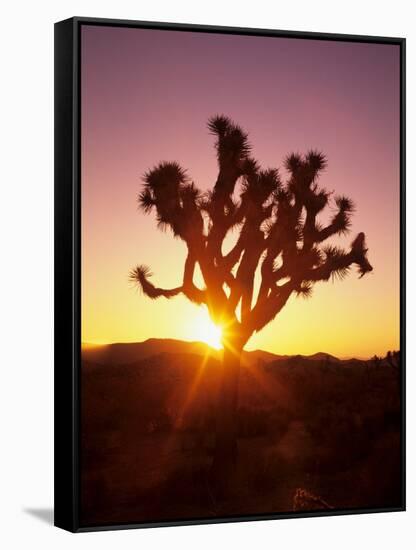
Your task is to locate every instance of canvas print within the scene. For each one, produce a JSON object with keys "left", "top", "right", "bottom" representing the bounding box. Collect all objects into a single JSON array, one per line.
[{"left": 80, "top": 24, "right": 402, "bottom": 526}]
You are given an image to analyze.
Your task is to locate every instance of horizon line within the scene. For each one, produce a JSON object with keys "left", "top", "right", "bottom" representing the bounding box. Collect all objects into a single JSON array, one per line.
[{"left": 81, "top": 337, "right": 397, "bottom": 361}]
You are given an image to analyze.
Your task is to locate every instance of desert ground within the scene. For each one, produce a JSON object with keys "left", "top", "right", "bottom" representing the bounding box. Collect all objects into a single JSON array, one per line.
[{"left": 80, "top": 340, "right": 402, "bottom": 526}]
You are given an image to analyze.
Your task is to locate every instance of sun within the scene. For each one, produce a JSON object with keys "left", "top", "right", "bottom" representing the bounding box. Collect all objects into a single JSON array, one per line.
[{"left": 189, "top": 307, "right": 223, "bottom": 350}]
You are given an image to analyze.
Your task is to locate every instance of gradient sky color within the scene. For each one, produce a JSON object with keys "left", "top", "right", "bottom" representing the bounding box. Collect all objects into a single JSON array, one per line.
[{"left": 81, "top": 25, "right": 400, "bottom": 358}]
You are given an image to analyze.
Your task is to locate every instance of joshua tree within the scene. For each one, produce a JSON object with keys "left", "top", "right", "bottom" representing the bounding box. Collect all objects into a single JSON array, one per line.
[{"left": 130, "top": 115, "right": 373, "bottom": 488}]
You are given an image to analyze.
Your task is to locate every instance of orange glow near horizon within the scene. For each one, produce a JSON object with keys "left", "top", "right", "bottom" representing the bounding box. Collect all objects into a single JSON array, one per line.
[{"left": 81, "top": 27, "right": 400, "bottom": 360}]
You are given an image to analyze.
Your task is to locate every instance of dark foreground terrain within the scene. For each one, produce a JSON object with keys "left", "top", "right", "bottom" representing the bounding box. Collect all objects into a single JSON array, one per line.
[{"left": 80, "top": 340, "right": 402, "bottom": 526}]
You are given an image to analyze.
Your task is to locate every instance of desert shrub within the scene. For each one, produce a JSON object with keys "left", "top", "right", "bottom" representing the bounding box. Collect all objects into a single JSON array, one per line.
[{"left": 293, "top": 488, "right": 332, "bottom": 511}]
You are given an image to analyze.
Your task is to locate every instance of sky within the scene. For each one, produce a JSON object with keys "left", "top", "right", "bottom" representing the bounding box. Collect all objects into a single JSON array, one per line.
[{"left": 81, "top": 24, "right": 400, "bottom": 358}]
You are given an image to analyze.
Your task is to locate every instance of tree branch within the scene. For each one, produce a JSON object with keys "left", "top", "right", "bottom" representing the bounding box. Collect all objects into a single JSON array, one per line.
[
  {"left": 245, "top": 281, "right": 294, "bottom": 334},
  {"left": 304, "top": 233, "right": 373, "bottom": 282},
  {"left": 130, "top": 252, "right": 207, "bottom": 305},
  {"left": 314, "top": 196, "right": 354, "bottom": 243},
  {"left": 129, "top": 265, "right": 183, "bottom": 299}
]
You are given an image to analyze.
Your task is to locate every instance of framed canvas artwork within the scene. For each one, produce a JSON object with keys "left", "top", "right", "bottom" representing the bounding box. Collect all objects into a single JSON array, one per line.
[{"left": 54, "top": 17, "right": 405, "bottom": 532}]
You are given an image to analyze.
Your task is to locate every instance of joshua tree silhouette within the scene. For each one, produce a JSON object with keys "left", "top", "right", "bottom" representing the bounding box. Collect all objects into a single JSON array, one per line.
[{"left": 130, "top": 115, "right": 373, "bottom": 490}]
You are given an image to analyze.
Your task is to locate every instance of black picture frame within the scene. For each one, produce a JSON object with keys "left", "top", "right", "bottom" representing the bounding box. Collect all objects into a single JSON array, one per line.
[{"left": 54, "top": 16, "right": 406, "bottom": 532}]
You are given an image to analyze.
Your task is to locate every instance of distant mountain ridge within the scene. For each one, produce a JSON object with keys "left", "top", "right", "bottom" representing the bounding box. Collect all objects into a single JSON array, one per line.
[{"left": 81, "top": 338, "right": 341, "bottom": 366}]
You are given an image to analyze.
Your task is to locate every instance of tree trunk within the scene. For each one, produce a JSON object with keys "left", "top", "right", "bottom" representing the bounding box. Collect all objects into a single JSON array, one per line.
[{"left": 209, "top": 340, "right": 242, "bottom": 497}]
